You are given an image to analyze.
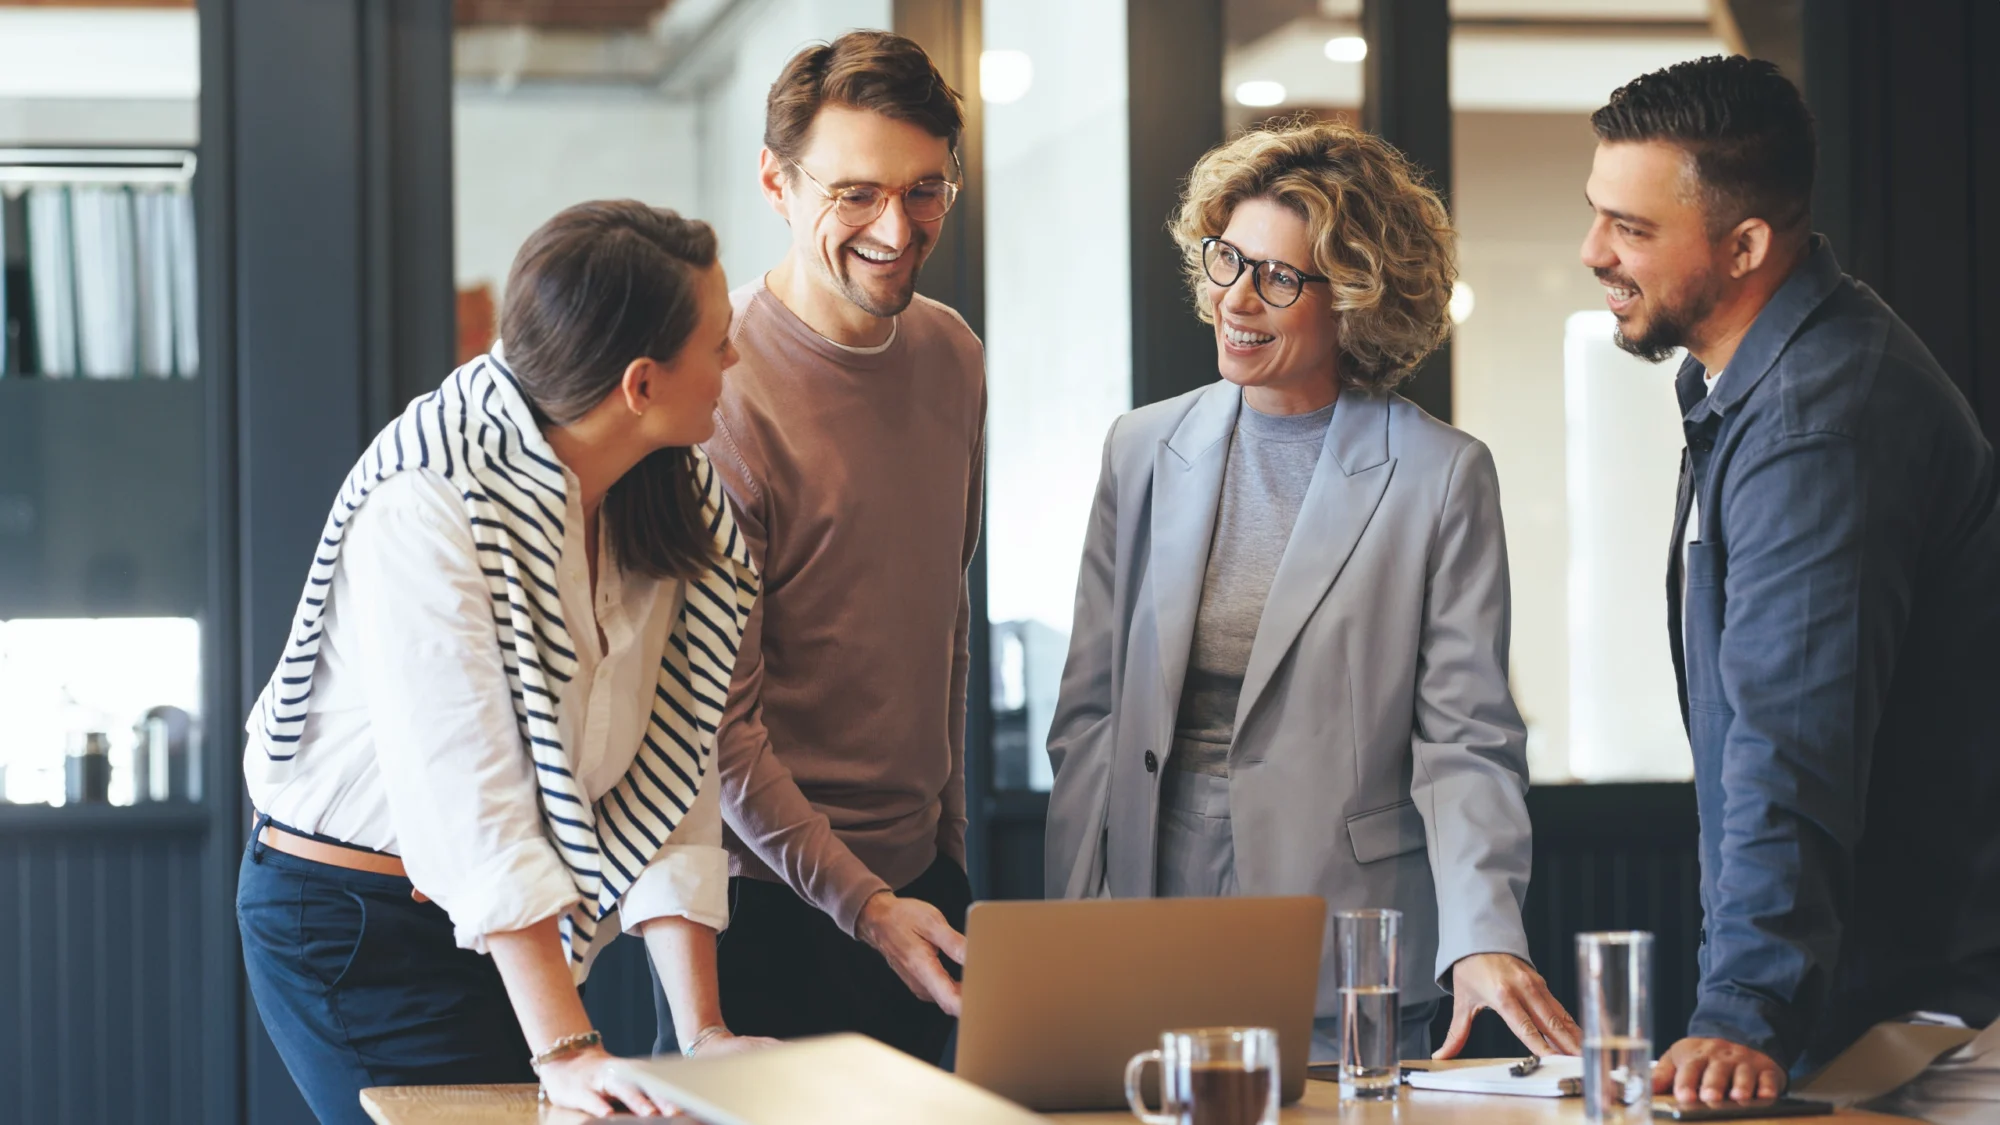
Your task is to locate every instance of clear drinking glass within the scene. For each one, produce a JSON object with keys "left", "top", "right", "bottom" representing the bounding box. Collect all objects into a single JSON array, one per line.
[
  {"left": 1123, "top": 1026, "right": 1280, "bottom": 1125},
  {"left": 1578, "top": 931, "right": 1654, "bottom": 1124},
  {"left": 1335, "top": 908, "right": 1402, "bottom": 1099}
]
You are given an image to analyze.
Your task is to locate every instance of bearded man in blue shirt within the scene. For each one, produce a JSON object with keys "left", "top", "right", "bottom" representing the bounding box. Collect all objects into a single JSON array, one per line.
[{"left": 1580, "top": 55, "right": 2000, "bottom": 1113}]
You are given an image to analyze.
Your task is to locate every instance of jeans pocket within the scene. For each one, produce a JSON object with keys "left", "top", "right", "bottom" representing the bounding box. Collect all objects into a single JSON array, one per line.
[{"left": 298, "top": 882, "right": 370, "bottom": 991}]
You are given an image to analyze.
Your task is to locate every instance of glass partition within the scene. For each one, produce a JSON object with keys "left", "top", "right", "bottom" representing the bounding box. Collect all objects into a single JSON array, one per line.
[
  {"left": 982, "top": 0, "right": 1131, "bottom": 792},
  {"left": 1223, "top": 0, "right": 1365, "bottom": 132},
  {"left": 0, "top": 3, "right": 205, "bottom": 810},
  {"left": 452, "top": 0, "right": 893, "bottom": 360},
  {"left": 1448, "top": 0, "right": 1800, "bottom": 780}
]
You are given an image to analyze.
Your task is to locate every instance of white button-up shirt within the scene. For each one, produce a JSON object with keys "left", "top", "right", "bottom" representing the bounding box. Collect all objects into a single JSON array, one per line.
[{"left": 245, "top": 467, "right": 727, "bottom": 952}]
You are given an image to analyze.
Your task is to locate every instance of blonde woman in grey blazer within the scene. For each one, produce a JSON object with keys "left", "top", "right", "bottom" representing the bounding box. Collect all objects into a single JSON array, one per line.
[{"left": 1044, "top": 120, "right": 1579, "bottom": 1063}]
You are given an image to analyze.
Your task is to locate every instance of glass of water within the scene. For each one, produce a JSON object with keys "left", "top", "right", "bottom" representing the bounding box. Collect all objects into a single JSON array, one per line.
[
  {"left": 1577, "top": 931, "right": 1653, "bottom": 1124},
  {"left": 1335, "top": 908, "right": 1401, "bottom": 1099}
]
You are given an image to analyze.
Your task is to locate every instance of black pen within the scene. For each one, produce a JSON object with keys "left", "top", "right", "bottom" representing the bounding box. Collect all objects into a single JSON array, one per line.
[{"left": 1508, "top": 1055, "right": 1543, "bottom": 1078}]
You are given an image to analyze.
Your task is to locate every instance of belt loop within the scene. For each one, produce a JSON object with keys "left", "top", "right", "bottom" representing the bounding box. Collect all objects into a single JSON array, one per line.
[{"left": 250, "top": 811, "right": 272, "bottom": 862}]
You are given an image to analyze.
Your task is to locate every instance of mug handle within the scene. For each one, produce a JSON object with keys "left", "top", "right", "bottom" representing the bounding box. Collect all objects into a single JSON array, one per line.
[{"left": 1124, "top": 1049, "right": 1175, "bottom": 1125}]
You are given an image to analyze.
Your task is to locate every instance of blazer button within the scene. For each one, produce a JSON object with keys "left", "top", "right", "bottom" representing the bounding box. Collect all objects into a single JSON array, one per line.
[{"left": 1143, "top": 750, "right": 1158, "bottom": 773}]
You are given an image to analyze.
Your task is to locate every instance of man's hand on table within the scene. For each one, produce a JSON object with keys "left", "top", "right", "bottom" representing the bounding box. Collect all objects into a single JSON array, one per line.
[
  {"left": 1654, "top": 1037, "right": 1786, "bottom": 1104},
  {"left": 1434, "top": 953, "right": 1583, "bottom": 1059},
  {"left": 856, "top": 889, "right": 967, "bottom": 1017}
]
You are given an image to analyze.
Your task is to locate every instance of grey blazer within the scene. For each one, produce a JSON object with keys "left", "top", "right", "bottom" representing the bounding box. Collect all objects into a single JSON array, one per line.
[{"left": 1043, "top": 381, "right": 1535, "bottom": 1009}]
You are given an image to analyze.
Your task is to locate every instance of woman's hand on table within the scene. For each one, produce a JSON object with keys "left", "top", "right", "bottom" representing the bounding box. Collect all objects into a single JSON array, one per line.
[
  {"left": 1435, "top": 953, "right": 1583, "bottom": 1059},
  {"left": 536, "top": 1045, "right": 672, "bottom": 1116}
]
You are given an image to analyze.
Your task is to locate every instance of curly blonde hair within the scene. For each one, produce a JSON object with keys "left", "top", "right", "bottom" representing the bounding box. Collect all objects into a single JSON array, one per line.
[{"left": 1171, "top": 118, "right": 1456, "bottom": 392}]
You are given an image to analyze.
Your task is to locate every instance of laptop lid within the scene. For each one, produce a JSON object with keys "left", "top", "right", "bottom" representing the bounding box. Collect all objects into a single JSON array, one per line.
[
  {"left": 954, "top": 895, "right": 1324, "bottom": 1111},
  {"left": 619, "top": 1034, "right": 1044, "bottom": 1125}
]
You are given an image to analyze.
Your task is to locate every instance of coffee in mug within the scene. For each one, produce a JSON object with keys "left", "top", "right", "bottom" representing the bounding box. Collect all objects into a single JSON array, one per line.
[{"left": 1124, "top": 1027, "right": 1279, "bottom": 1125}]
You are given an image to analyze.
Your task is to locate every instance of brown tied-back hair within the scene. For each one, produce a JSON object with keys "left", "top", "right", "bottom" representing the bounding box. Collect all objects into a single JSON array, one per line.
[
  {"left": 499, "top": 199, "right": 720, "bottom": 582},
  {"left": 1171, "top": 118, "right": 1457, "bottom": 393},
  {"left": 764, "top": 30, "right": 965, "bottom": 171}
]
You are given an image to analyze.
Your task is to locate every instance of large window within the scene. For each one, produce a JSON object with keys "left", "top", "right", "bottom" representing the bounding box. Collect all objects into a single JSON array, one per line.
[{"left": 982, "top": 0, "right": 1132, "bottom": 792}]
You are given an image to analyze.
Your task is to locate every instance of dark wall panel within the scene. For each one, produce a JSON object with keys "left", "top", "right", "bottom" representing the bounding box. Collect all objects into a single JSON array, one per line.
[
  {"left": 0, "top": 821, "right": 209, "bottom": 1125},
  {"left": 1809, "top": 0, "right": 2000, "bottom": 437}
]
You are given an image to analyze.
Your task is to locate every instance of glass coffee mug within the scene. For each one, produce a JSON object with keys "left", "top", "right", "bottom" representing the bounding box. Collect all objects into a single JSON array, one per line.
[{"left": 1124, "top": 1027, "right": 1279, "bottom": 1125}]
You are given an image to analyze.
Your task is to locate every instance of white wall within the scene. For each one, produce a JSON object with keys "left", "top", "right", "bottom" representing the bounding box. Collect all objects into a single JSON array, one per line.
[{"left": 453, "top": 88, "right": 701, "bottom": 299}]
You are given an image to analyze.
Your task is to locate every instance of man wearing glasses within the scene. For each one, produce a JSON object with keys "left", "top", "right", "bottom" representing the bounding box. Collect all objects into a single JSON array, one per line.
[{"left": 649, "top": 31, "right": 983, "bottom": 1064}]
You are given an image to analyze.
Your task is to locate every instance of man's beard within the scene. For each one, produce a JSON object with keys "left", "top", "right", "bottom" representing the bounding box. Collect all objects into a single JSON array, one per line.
[
  {"left": 824, "top": 236, "right": 930, "bottom": 318},
  {"left": 1602, "top": 267, "right": 1721, "bottom": 363}
]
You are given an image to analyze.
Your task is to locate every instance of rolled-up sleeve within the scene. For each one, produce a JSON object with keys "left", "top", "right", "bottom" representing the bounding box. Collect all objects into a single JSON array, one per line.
[
  {"left": 619, "top": 770, "right": 730, "bottom": 934},
  {"left": 1407, "top": 440, "right": 1535, "bottom": 987},
  {"left": 341, "top": 471, "right": 581, "bottom": 951}
]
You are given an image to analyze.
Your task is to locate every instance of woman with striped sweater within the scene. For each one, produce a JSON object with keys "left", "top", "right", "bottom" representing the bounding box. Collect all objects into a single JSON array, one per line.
[{"left": 236, "top": 200, "right": 770, "bottom": 1121}]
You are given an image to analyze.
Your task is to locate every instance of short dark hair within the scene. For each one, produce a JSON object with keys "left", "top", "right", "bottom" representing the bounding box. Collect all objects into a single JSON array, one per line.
[
  {"left": 764, "top": 30, "right": 964, "bottom": 169},
  {"left": 1592, "top": 55, "right": 1816, "bottom": 240},
  {"left": 499, "top": 200, "right": 719, "bottom": 582}
]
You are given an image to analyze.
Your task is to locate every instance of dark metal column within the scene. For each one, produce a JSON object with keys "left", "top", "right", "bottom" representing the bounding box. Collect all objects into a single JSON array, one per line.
[
  {"left": 1129, "top": 0, "right": 1225, "bottom": 408},
  {"left": 203, "top": 1, "right": 456, "bottom": 1119},
  {"left": 1363, "top": 0, "right": 1453, "bottom": 422}
]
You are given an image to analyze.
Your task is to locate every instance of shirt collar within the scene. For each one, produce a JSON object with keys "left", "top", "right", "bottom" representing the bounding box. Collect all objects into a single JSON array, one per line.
[{"left": 1679, "top": 233, "right": 1843, "bottom": 421}]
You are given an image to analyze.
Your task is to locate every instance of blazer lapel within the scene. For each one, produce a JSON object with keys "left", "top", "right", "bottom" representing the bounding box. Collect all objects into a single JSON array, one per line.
[
  {"left": 1234, "top": 390, "right": 1395, "bottom": 734},
  {"left": 1151, "top": 383, "right": 1240, "bottom": 745}
]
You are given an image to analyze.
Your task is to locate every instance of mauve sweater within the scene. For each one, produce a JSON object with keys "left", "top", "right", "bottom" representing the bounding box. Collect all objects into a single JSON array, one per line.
[{"left": 703, "top": 278, "right": 985, "bottom": 936}]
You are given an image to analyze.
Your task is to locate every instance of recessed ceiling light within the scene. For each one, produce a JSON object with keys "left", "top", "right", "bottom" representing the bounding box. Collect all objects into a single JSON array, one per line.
[
  {"left": 1324, "top": 36, "right": 1368, "bottom": 63},
  {"left": 1234, "top": 80, "right": 1287, "bottom": 108}
]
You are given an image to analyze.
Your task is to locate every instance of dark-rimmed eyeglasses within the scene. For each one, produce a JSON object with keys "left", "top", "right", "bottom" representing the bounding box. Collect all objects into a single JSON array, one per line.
[
  {"left": 1202, "top": 236, "right": 1329, "bottom": 309},
  {"left": 791, "top": 161, "right": 961, "bottom": 226}
]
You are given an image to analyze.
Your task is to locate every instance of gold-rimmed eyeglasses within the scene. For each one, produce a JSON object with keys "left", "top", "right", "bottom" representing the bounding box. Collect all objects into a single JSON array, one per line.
[
  {"left": 1202, "top": 236, "right": 1330, "bottom": 309},
  {"left": 791, "top": 161, "right": 961, "bottom": 226}
]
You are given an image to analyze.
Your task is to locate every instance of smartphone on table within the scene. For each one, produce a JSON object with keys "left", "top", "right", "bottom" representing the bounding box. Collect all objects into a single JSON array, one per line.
[{"left": 1653, "top": 1095, "right": 1833, "bottom": 1120}]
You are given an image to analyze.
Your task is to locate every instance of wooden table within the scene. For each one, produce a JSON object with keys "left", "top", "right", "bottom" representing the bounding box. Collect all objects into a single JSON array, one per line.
[{"left": 361, "top": 1063, "right": 1921, "bottom": 1125}]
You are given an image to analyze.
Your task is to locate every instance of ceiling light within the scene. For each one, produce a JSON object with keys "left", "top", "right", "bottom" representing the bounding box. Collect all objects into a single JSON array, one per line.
[
  {"left": 1449, "top": 282, "right": 1476, "bottom": 325},
  {"left": 1233, "top": 80, "right": 1287, "bottom": 108},
  {"left": 1324, "top": 36, "right": 1368, "bottom": 63},
  {"left": 980, "top": 49, "right": 1033, "bottom": 105}
]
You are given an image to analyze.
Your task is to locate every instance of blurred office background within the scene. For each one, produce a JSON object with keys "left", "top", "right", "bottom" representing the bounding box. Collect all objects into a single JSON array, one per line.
[{"left": 0, "top": 1, "right": 1994, "bottom": 1121}]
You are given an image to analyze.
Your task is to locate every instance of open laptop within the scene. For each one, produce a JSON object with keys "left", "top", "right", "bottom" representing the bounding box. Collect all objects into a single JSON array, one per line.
[{"left": 953, "top": 895, "right": 1325, "bottom": 1111}]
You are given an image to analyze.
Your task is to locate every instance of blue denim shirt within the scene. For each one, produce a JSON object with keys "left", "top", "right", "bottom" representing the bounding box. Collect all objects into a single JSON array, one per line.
[{"left": 1667, "top": 237, "right": 2000, "bottom": 1073}]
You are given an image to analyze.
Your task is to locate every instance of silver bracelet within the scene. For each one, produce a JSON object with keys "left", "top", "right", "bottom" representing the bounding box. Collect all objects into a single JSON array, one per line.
[{"left": 683, "top": 1024, "right": 730, "bottom": 1058}]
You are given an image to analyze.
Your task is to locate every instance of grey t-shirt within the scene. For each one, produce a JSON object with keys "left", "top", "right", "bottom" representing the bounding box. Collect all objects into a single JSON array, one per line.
[{"left": 1171, "top": 398, "right": 1334, "bottom": 776}]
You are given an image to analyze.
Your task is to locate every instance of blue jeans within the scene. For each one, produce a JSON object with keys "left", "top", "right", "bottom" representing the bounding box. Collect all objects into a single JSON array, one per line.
[{"left": 236, "top": 831, "right": 533, "bottom": 1125}]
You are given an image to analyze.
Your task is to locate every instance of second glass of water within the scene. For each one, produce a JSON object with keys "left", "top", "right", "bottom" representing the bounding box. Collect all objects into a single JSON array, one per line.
[
  {"left": 1578, "top": 930, "right": 1654, "bottom": 1124},
  {"left": 1335, "top": 908, "right": 1401, "bottom": 1099}
]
